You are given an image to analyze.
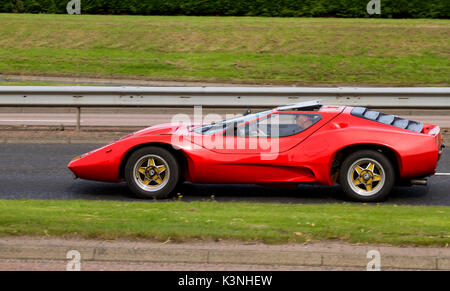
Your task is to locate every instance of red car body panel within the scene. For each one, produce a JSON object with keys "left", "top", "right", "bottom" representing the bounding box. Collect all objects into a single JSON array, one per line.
[{"left": 68, "top": 105, "right": 442, "bottom": 187}]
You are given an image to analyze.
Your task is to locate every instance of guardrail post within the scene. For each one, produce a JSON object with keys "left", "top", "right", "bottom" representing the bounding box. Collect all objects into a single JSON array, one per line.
[{"left": 75, "top": 107, "right": 81, "bottom": 131}]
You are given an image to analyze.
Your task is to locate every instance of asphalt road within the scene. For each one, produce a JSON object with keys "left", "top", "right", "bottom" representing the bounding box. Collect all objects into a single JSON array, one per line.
[
  {"left": 0, "top": 144, "right": 449, "bottom": 206},
  {"left": 1, "top": 113, "right": 450, "bottom": 127}
]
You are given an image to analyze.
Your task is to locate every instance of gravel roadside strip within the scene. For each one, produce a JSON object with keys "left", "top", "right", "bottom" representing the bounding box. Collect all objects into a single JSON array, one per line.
[{"left": 0, "top": 124, "right": 449, "bottom": 145}]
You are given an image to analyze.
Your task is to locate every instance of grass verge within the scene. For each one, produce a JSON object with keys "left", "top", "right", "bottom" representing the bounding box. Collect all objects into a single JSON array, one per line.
[
  {"left": 0, "top": 200, "right": 448, "bottom": 246},
  {"left": 0, "top": 14, "right": 448, "bottom": 86}
]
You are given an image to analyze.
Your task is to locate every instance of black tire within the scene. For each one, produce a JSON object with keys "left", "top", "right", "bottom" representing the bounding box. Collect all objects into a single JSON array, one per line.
[
  {"left": 339, "top": 150, "right": 395, "bottom": 202},
  {"left": 125, "top": 146, "right": 180, "bottom": 199}
]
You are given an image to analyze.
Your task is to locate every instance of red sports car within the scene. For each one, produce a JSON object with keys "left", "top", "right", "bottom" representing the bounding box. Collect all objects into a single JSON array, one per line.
[{"left": 68, "top": 100, "right": 444, "bottom": 202}]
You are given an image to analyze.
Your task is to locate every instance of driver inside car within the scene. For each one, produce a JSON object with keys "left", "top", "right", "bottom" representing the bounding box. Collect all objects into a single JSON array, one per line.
[
  {"left": 241, "top": 114, "right": 315, "bottom": 137},
  {"left": 295, "top": 114, "right": 313, "bottom": 131}
]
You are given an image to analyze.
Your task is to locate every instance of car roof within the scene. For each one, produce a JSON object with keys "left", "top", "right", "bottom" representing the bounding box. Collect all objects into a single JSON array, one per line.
[{"left": 276, "top": 100, "right": 322, "bottom": 111}]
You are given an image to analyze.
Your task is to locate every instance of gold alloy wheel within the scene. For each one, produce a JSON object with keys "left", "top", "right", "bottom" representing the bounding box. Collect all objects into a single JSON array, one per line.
[
  {"left": 133, "top": 154, "right": 170, "bottom": 192},
  {"left": 347, "top": 158, "right": 385, "bottom": 196}
]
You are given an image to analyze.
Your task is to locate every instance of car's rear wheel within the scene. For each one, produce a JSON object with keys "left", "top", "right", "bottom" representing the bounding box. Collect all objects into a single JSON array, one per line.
[
  {"left": 125, "top": 146, "right": 179, "bottom": 199},
  {"left": 339, "top": 150, "right": 395, "bottom": 202}
]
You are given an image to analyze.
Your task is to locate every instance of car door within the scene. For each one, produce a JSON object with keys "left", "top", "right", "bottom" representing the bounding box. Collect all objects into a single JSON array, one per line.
[{"left": 187, "top": 112, "right": 327, "bottom": 183}]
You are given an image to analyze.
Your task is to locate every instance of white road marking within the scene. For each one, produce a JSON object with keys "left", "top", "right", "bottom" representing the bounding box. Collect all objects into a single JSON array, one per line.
[
  {"left": 0, "top": 120, "right": 76, "bottom": 122},
  {"left": 435, "top": 173, "right": 450, "bottom": 176}
]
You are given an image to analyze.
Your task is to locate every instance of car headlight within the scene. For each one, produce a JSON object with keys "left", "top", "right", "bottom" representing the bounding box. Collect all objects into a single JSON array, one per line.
[{"left": 71, "top": 152, "right": 91, "bottom": 161}]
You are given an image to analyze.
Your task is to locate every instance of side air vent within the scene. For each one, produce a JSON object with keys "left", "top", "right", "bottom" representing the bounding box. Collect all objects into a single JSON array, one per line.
[
  {"left": 378, "top": 114, "right": 395, "bottom": 125},
  {"left": 351, "top": 107, "right": 424, "bottom": 133}
]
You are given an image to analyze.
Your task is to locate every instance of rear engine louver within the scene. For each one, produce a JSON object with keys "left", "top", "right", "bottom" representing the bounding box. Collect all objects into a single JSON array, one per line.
[{"left": 351, "top": 107, "right": 423, "bottom": 133}]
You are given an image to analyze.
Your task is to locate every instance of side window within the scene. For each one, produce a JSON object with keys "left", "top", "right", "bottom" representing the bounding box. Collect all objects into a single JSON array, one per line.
[{"left": 236, "top": 113, "right": 321, "bottom": 137}]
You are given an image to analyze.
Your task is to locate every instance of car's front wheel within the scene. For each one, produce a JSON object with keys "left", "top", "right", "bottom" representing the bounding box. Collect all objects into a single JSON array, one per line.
[
  {"left": 125, "top": 146, "right": 180, "bottom": 199},
  {"left": 339, "top": 150, "right": 395, "bottom": 202}
]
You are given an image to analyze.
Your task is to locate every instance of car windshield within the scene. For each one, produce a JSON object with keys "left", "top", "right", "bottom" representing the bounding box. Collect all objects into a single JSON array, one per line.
[{"left": 193, "top": 109, "right": 273, "bottom": 135}]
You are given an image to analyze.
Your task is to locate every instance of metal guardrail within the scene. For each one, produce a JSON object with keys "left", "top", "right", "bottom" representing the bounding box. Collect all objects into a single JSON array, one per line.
[
  {"left": 0, "top": 86, "right": 449, "bottom": 130},
  {"left": 0, "top": 86, "right": 449, "bottom": 107}
]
